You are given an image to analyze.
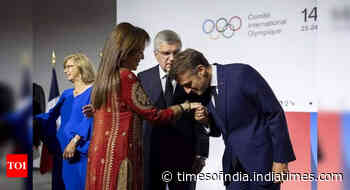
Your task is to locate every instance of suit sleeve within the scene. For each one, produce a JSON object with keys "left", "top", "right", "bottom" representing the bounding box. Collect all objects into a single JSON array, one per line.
[
  {"left": 187, "top": 92, "right": 210, "bottom": 157},
  {"left": 70, "top": 117, "right": 93, "bottom": 154},
  {"left": 193, "top": 122, "right": 210, "bottom": 157},
  {"left": 242, "top": 65, "right": 295, "bottom": 163},
  {"left": 121, "top": 71, "right": 182, "bottom": 125}
]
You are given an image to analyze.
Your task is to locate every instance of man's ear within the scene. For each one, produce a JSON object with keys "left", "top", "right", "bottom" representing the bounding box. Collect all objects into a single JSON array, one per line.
[{"left": 196, "top": 65, "right": 206, "bottom": 76}]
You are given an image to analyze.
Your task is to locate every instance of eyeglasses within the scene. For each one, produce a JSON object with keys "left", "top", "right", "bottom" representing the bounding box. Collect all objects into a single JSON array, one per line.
[
  {"left": 64, "top": 64, "right": 76, "bottom": 69},
  {"left": 156, "top": 49, "right": 180, "bottom": 57}
]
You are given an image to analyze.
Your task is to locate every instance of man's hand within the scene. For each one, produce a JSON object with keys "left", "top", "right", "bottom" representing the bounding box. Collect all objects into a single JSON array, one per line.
[
  {"left": 192, "top": 156, "right": 206, "bottom": 174},
  {"left": 82, "top": 104, "right": 95, "bottom": 118},
  {"left": 272, "top": 162, "right": 289, "bottom": 183},
  {"left": 63, "top": 135, "right": 80, "bottom": 159},
  {"left": 194, "top": 105, "right": 209, "bottom": 125}
]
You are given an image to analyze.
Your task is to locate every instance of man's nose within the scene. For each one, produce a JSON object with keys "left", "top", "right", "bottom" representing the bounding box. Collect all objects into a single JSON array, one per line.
[
  {"left": 184, "top": 87, "right": 192, "bottom": 94},
  {"left": 168, "top": 53, "right": 175, "bottom": 61}
]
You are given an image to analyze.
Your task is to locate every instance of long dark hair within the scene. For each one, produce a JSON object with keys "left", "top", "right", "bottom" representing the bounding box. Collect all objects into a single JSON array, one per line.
[{"left": 91, "top": 22, "right": 150, "bottom": 109}]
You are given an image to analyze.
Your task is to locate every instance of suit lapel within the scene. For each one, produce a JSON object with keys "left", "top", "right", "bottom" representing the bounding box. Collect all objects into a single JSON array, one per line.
[
  {"left": 149, "top": 66, "right": 166, "bottom": 108},
  {"left": 208, "top": 100, "right": 227, "bottom": 137},
  {"left": 172, "top": 83, "right": 185, "bottom": 104}
]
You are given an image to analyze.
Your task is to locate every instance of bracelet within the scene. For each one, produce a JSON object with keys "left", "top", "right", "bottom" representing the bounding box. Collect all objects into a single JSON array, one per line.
[
  {"left": 72, "top": 136, "right": 80, "bottom": 144},
  {"left": 178, "top": 104, "right": 185, "bottom": 112},
  {"left": 183, "top": 101, "right": 190, "bottom": 112},
  {"left": 196, "top": 155, "right": 208, "bottom": 160}
]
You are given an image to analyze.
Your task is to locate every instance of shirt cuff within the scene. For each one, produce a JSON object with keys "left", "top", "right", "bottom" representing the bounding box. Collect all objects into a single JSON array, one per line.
[
  {"left": 195, "top": 155, "right": 208, "bottom": 160},
  {"left": 202, "top": 124, "right": 211, "bottom": 134}
]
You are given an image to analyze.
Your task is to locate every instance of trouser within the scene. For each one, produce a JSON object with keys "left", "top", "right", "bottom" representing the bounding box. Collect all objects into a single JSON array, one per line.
[{"left": 226, "top": 160, "right": 280, "bottom": 190}]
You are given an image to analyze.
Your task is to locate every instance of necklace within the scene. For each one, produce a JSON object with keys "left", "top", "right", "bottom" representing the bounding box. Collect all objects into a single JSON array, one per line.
[{"left": 74, "top": 84, "right": 92, "bottom": 97}]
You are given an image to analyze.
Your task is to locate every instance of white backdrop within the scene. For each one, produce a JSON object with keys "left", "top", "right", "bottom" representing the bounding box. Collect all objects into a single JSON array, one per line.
[
  {"left": 317, "top": 0, "right": 350, "bottom": 111},
  {"left": 118, "top": 0, "right": 319, "bottom": 113},
  {"left": 117, "top": 0, "right": 318, "bottom": 189}
]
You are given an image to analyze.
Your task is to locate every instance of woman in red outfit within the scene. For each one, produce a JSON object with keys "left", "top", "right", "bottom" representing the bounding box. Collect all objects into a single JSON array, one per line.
[{"left": 85, "top": 23, "right": 200, "bottom": 190}]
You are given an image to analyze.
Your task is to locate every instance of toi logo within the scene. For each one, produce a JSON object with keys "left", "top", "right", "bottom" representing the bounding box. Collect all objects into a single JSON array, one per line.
[{"left": 6, "top": 154, "right": 28, "bottom": 178}]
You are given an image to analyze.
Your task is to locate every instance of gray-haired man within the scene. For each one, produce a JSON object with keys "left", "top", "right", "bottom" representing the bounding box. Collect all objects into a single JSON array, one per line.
[{"left": 138, "top": 30, "right": 209, "bottom": 190}]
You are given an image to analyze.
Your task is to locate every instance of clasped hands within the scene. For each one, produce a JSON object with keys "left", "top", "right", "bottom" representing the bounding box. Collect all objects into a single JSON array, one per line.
[
  {"left": 189, "top": 102, "right": 209, "bottom": 125},
  {"left": 175, "top": 101, "right": 209, "bottom": 125},
  {"left": 82, "top": 102, "right": 209, "bottom": 124}
]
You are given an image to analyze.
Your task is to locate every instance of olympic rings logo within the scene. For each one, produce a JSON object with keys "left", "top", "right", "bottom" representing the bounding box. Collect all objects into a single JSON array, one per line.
[{"left": 202, "top": 16, "right": 242, "bottom": 40}]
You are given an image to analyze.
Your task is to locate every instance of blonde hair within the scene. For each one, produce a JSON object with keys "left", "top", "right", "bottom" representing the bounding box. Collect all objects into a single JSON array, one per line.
[{"left": 63, "top": 53, "right": 96, "bottom": 84}]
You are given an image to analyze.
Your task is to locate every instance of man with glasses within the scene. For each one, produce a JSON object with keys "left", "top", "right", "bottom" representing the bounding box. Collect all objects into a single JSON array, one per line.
[{"left": 138, "top": 30, "right": 209, "bottom": 190}]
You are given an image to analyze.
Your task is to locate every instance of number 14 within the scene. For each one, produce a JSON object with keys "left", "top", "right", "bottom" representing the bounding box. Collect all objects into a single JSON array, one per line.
[{"left": 302, "top": 7, "right": 318, "bottom": 22}]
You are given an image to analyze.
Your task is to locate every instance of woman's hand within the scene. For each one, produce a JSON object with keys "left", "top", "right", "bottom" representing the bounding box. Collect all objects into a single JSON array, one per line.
[
  {"left": 189, "top": 102, "right": 203, "bottom": 110},
  {"left": 63, "top": 135, "right": 80, "bottom": 159},
  {"left": 180, "top": 102, "right": 202, "bottom": 112},
  {"left": 82, "top": 104, "right": 95, "bottom": 118}
]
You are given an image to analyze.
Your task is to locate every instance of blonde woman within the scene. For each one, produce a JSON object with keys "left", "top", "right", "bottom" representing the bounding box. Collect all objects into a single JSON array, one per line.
[{"left": 35, "top": 53, "right": 95, "bottom": 190}]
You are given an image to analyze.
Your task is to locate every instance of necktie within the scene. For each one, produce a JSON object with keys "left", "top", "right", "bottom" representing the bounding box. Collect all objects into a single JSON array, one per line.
[{"left": 164, "top": 75, "right": 173, "bottom": 106}]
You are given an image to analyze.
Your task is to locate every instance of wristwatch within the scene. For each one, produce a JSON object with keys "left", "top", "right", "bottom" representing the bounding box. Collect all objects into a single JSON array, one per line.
[{"left": 180, "top": 101, "right": 191, "bottom": 112}]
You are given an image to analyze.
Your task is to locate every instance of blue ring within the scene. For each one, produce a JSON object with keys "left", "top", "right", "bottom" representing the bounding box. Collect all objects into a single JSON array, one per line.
[{"left": 202, "top": 19, "right": 215, "bottom": 34}]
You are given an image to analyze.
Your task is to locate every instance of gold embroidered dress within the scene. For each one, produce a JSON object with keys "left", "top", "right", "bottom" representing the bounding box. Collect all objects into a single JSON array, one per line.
[{"left": 86, "top": 69, "right": 177, "bottom": 190}]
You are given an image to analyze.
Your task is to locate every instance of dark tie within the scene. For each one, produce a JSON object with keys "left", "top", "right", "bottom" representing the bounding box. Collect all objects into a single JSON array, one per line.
[{"left": 164, "top": 75, "right": 173, "bottom": 106}]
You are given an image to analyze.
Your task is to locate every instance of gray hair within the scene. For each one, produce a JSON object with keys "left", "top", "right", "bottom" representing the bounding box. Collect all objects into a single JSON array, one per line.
[{"left": 153, "top": 30, "right": 182, "bottom": 51}]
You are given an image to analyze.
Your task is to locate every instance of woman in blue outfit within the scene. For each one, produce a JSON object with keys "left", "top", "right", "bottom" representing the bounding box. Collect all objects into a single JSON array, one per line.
[{"left": 35, "top": 53, "right": 95, "bottom": 190}]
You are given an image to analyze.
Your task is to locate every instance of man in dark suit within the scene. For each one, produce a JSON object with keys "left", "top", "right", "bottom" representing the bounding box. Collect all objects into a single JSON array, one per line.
[
  {"left": 33, "top": 83, "right": 46, "bottom": 148},
  {"left": 169, "top": 49, "right": 296, "bottom": 190},
  {"left": 138, "top": 31, "right": 209, "bottom": 190}
]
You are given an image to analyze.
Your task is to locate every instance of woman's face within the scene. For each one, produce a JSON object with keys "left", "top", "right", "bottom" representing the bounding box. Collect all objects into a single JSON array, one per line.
[
  {"left": 123, "top": 46, "right": 145, "bottom": 71},
  {"left": 64, "top": 59, "right": 81, "bottom": 82}
]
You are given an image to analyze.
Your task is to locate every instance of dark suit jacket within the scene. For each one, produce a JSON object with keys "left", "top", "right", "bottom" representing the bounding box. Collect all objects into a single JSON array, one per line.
[
  {"left": 207, "top": 63, "right": 296, "bottom": 181},
  {"left": 33, "top": 83, "right": 46, "bottom": 147},
  {"left": 138, "top": 65, "right": 209, "bottom": 174}
]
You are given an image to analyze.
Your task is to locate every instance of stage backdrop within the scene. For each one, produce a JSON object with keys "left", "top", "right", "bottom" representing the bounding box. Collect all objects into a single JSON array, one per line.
[
  {"left": 116, "top": 0, "right": 330, "bottom": 190},
  {"left": 118, "top": 0, "right": 318, "bottom": 113}
]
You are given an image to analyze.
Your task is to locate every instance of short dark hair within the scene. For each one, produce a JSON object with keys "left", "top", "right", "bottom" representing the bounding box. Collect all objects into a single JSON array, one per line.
[{"left": 169, "top": 48, "right": 210, "bottom": 80}]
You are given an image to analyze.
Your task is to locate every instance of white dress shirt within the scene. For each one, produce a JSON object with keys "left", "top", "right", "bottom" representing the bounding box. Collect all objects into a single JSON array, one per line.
[
  {"left": 210, "top": 64, "right": 218, "bottom": 107},
  {"left": 202, "top": 64, "right": 218, "bottom": 135},
  {"left": 159, "top": 65, "right": 176, "bottom": 94}
]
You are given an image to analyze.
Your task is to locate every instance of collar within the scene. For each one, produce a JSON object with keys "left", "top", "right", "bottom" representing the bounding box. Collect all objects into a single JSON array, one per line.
[
  {"left": 158, "top": 64, "right": 168, "bottom": 79},
  {"left": 210, "top": 64, "right": 218, "bottom": 87}
]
